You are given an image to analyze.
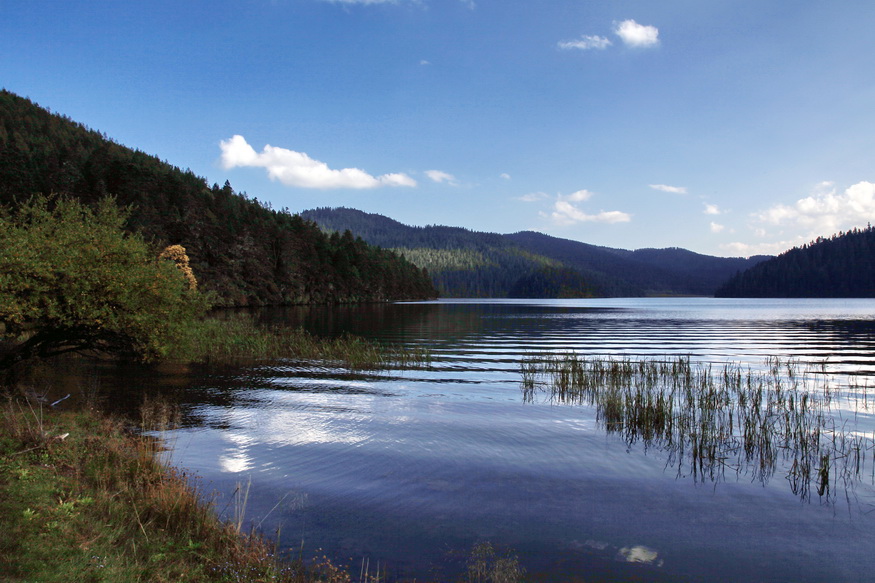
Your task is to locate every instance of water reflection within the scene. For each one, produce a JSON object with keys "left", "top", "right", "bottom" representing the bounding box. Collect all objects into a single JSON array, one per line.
[{"left": 89, "top": 299, "right": 875, "bottom": 582}]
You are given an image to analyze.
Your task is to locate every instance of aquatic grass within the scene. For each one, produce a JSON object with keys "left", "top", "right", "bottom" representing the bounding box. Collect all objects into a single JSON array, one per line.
[
  {"left": 520, "top": 354, "right": 875, "bottom": 505},
  {"left": 466, "top": 542, "right": 525, "bottom": 583},
  {"left": 172, "top": 313, "right": 432, "bottom": 371}
]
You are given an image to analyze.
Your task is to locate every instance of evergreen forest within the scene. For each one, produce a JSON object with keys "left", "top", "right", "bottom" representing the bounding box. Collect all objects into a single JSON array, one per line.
[
  {"left": 0, "top": 90, "right": 437, "bottom": 306},
  {"left": 716, "top": 227, "right": 875, "bottom": 297},
  {"left": 301, "top": 207, "right": 770, "bottom": 297}
]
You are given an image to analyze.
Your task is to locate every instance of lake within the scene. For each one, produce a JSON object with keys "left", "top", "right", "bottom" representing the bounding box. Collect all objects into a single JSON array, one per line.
[{"left": 140, "top": 298, "right": 875, "bottom": 582}]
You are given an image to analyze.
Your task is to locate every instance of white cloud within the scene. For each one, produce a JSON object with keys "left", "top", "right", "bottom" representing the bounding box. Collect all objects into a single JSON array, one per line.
[
  {"left": 551, "top": 201, "right": 631, "bottom": 225},
  {"left": 649, "top": 184, "right": 686, "bottom": 194},
  {"left": 420, "top": 59, "right": 431, "bottom": 66},
  {"left": 703, "top": 203, "right": 722, "bottom": 215},
  {"left": 558, "top": 35, "right": 612, "bottom": 51},
  {"left": 614, "top": 19, "right": 659, "bottom": 48},
  {"left": 755, "top": 181, "right": 875, "bottom": 235},
  {"left": 500, "top": 173, "right": 511, "bottom": 180},
  {"left": 565, "top": 189, "right": 594, "bottom": 202},
  {"left": 722, "top": 181, "right": 875, "bottom": 257},
  {"left": 380, "top": 173, "right": 419, "bottom": 187},
  {"left": 709, "top": 222, "right": 725, "bottom": 233},
  {"left": 219, "top": 135, "right": 416, "bottom": 189},
  {"left": 518, "top": 191, "right": 548, "bottom": 202},
  {"left": 548, "top": 190, "right": 630, "bottom": 225},
  {"left": 425, "top": 169, "right": 457, "bottom": 185}
]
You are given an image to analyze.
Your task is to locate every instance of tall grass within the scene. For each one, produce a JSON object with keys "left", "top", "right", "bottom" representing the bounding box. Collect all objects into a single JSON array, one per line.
[
  {"left": 520, "top": 354, "right": 875, "bottom": 504},
  {"left": 0, "top": 393, "right": 354, "bottom": 582},
  {"left": 171, "top": 313, "right": 431, "bottom": 370}
]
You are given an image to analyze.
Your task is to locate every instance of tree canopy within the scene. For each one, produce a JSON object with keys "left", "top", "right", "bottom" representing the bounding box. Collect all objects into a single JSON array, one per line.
[{"left": 0, "top": 196, "right": 210, "bottom": 368}]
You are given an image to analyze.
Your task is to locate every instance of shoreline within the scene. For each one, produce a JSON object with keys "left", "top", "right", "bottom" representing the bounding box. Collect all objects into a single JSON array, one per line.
[{"left": 0, "top": 395, "right": 335, "bottom": 582}]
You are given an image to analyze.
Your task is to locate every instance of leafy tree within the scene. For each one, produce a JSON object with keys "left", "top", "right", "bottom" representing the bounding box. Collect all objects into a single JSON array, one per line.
[{"left": 0, "top": 196, "right": 210, "bottom": 369}]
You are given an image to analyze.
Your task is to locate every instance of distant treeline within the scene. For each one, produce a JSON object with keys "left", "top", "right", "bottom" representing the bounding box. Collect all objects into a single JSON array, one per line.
[
  {"left": 0, "top": 90, "right": 437, "bottom": 306},
  {"left": 302, "top": 207, "right": 769, "bottom": 298},
  {"left": 716, "top": 227, "right": 875, "bottom": 297}
]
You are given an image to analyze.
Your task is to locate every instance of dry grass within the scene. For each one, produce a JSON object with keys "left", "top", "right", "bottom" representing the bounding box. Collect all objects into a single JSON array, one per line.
[{"left": 0, "top": 392, "right": 349, "bottom": 582}]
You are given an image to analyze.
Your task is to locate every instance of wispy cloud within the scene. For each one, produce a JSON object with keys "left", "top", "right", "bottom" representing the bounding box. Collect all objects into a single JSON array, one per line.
[
  {"left": 614, "top": 19, "right": 660, "bottom": 48},
  {"left": 425, "top": 169, "right": 457, "bottom": 185},
  {"left": 709, "top": 222, "right": 725, "bottom": 233},
  {"left": 704, "top": 203, "right": 722, "bottom": 215},
  {"left": 558, "top": 35, "right": 612, "bottom": 51},
  {"left": 547, "top": 190, "right": 630, "bottom": 225},
  {"left": 220, "top": 135, "right": 416, "bottom": 189},
  {"left": 500, "top": 173, "right": 511, "bottom": 180},
  {"left": 517, "top": 191, "right": 548, "bottom": 202},
  {"left": 649, "top": 184, "right": 686, "bottom": 194},
  {"left": 552, "top": 203, "right": 631, "bottom": 225},
  {"left": 560, "top": 19, "right": 659, "bottom": 53}
]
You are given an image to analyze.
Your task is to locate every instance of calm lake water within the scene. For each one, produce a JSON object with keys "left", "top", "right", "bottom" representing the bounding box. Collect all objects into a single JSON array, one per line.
[{"left": 135, "top": 299, "right": 875, "bottom": 581}]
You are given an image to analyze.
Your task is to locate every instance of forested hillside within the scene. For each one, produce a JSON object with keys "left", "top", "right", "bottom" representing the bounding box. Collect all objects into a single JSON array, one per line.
[
  {"left": 0, "top": 90, "right": 436, "bottom": 306},
  {"left": 504, "top": 231, "right": 766, "bottom": 297},
  {"left": 716, "top": 227, "right": 875, "bottom": 297},
  {"left": 302, "top": 207, "right": 768, "bottom": 297}
]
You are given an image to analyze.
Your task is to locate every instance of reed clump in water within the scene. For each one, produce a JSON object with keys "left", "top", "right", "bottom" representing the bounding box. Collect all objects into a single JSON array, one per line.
[
  {"left": 520, "top": 354, "right": 875, "bottom": 503},
  {"left": 172, "top": 313, "right": 431, "bottom": 370}
]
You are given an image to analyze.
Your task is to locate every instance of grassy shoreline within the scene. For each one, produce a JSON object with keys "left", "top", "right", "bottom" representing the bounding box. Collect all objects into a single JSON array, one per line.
[
  {"left": 0, "top": 395, "right": 323, "bottom": 582},
  {"left": 0, "top": 313, "right": 430, "bottom": 583},
  {"left": 0, "top": 395, "right": 524, "bottom": 583},
  {"left": 0, "top": 317, "right": 525, "bottom": 583}
]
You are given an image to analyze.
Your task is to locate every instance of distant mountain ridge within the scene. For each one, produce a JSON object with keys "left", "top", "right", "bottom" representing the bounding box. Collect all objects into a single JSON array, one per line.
[{"left": 301, "top": 207, "right": 769, "bottom": 297}]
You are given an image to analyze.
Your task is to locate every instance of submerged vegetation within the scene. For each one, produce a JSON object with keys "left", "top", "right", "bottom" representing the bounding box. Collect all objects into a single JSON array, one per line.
[
  {"left": 521, "top": 354, "right": 875, "bottom": 505},
  {"left": 466, "top": 542, "right": 525, "bottom": 583}
]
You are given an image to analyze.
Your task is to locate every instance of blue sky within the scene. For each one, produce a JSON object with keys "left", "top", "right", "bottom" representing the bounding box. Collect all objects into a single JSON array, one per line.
[{"left": 3, "top": 1, "right": 875, "bottom": 257}]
